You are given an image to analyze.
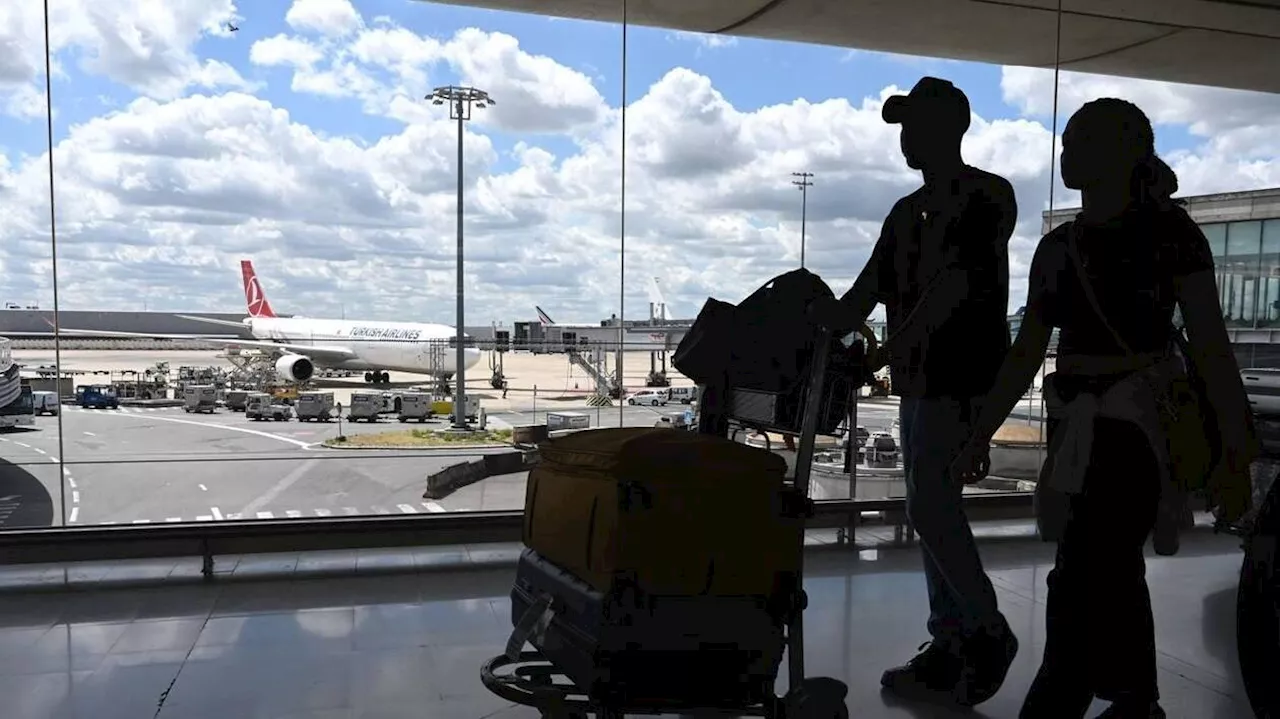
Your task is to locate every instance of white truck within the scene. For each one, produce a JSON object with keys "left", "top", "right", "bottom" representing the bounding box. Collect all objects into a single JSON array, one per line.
[
  {"left": 32, "top": 391, "right": 59, "bottom": 416},
  {"left": 182, "top": 385, "right": 217, "bottom": 414}
]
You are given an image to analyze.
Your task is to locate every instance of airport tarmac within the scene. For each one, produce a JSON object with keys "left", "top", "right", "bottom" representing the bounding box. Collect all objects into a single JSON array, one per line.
[
  {"left": 2, "top": 350, "right": 1046, "bottom": 530},
  {"left": 15, "top": 349, "right": 697, "bottom": 409}
]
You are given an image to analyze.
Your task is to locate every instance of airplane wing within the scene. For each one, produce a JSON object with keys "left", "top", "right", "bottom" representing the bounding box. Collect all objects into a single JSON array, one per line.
[{"left": 54, "top": 326, "right": 358, "bottom": 363}]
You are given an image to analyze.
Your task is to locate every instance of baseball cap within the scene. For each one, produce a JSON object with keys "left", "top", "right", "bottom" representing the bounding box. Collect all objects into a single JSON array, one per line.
[{"left": 882, "top": 77, "right": 972, "bottom": 133}]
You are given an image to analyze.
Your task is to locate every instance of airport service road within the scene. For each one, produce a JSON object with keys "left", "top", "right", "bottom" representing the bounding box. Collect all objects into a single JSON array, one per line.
[
  {"left": 0, "top": 397, "right": 1026, "bottom": 529},
  {"left": 0, "top": 402, "right": 755, "bottom": 528}
]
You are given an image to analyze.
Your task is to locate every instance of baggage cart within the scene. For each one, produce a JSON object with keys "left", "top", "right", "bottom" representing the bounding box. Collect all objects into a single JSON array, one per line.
[
  {"left": 482, "top": 319, "right": 871, "bottom": 719},
  {"left": 397, "top": 392, "right": 433, "bottom": 423},
  {"left": 295, "top": 391, "right": 335, "bottom": 422}
]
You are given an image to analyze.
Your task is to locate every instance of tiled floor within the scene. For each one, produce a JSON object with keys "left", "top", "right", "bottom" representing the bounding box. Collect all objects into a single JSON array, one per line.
[{"left": 0, "top": 526, "right": 1255, "bottom": 718}]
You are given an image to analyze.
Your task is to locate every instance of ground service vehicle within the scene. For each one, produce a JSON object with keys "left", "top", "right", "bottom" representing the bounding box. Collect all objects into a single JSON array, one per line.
[
  {"left": 667, "top": 386, "right": 700, "bottom": 405},
  {"left": 348, "top": 392, "right": 385, "bottom": 422},
  {"left": 182, "top": 385, "right": 217, "bottom": 414},
  {"left": 246, "top": 394, "right": 291, "bottom": 422},
  {"left": 626, "top": 389, "right": 669, "bottom": 407},
  {"left": 76, "top": 384, "right": 119, "bottom": 409},
  {"left": 0, "top": 385, "right": 35, "bottom": 429},
  {"left": 31, "top": 391, "right": 59, "bottom": 416},
  {"left": 546, "top": 412, "right": 590, "bottom": 431},
  {"left": 295, "top": 391, "right": 335, "bottom": 422},
  {"left": 397, "top": 392, "right": 433, "bottom": 423},
  {"left": 224, "top": 390, "right": 250, "bottom": 412}
]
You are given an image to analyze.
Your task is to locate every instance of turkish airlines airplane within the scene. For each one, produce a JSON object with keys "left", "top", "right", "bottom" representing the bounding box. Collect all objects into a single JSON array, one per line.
[{"left": 61, "top": 261, "right": 482, "bottom": 385}]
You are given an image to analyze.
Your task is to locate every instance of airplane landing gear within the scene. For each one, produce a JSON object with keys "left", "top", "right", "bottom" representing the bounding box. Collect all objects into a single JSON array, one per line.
[{"left": 364, "top": 371, "right": 391, "bottom": 385}]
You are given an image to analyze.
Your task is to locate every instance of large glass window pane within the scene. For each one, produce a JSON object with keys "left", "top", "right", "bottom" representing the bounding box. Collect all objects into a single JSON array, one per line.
[
  {"left": 1201, "top": 223, "right": 1229, "bottom": 309},
  {"left": 31, "top": 1, "right": 625, "bottom": 524},
  {"left": 1261, "top": 219, "right": 1280, "bottom": 327},
  {"left": 1226, "top": 221, "right": 1264, "bottom": 327},
  {"left": 1, "top": 7, "right": 65, "bottom": 530}
]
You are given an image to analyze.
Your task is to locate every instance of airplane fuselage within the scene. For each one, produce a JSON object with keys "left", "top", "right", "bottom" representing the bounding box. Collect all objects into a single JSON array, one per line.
[{"left": 245, "top": 317, "right": 482, "bottom": 376}]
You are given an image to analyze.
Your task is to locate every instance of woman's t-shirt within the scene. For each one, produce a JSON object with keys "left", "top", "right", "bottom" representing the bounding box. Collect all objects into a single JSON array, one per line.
[{"left": 1033, "top": 204, "right": 1215, "bottom": 358}]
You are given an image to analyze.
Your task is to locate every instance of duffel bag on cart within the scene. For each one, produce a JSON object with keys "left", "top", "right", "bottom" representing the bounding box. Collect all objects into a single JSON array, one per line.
[
  {"left": 522, "top": 426, "right": 802, "bottom": 597},
  {"left": 505, "top": 546, "right": 787, "bottom": 710}
]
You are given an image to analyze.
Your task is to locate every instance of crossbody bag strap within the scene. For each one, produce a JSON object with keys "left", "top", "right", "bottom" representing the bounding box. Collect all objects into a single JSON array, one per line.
[{"left": 1062, "top": 222, "right": 1137, "bottom": 359}]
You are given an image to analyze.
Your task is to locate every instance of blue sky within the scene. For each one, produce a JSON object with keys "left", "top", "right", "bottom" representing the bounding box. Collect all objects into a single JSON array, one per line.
[{"left": 9, "top": 2, "right": 1064, "bottom": 171}]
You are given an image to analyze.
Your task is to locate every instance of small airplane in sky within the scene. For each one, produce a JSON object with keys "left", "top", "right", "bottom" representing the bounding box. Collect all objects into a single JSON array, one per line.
[{"left": 226, "top": 23, "right": 239, "bottom": 33}]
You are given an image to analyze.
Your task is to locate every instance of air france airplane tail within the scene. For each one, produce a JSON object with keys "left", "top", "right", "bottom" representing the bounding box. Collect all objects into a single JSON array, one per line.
[{"left": 241, "top": 260, "right": 276, "bottom": 318}]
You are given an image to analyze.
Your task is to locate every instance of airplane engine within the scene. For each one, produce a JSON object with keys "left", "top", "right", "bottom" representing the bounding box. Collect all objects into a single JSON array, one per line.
[{"left": 275, "top": 354, "right": 314, "bottom": 383}]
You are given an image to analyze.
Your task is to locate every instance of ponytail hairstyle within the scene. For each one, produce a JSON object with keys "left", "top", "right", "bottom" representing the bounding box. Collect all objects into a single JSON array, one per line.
[{"left": 1133, "top": 152, "right": 1184, "bottom": 209}]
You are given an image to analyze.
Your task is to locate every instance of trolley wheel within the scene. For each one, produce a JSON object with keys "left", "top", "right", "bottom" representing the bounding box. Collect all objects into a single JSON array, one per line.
[{"left": 785, "top": 677, "right": 849, "bottom": 719}]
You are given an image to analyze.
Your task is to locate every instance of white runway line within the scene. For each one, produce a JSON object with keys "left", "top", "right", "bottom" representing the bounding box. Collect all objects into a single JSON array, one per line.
[
  {"left": 68, "top": 507, "right": 79, "bottom": 523},
  {"left": 342, "top": 507, "right": 359, "bottom": 515},
  {"left": 256, "top": 511, "right": 274, "bottom": 519},
  {"left": 314, "top": 508, "right": 332, "bottom": 517},
  {"left": 211, "top": 507, "right": 223, "bottom": 521},
  {"left": 285, "top": 510, "right": 302, "bottom": 518},
  {"left": 165, "top": 517, "right": 182, "bottom": 523},
  {"left": 71, "top": 491, "right": 80, "bottom": 504},
  {"left": 423, "top": 502, "right": 447, "bottom": 513},
  {"left": 198, "top": 484, "right": 208, "bottom": 492},
  {"left": 103, "top": 412, "right": 314, "bottom": 447},
  {"left": 82, "top": 432, "right": 95, "bottom": 437},
  {"left": 131, "top": 519, "right": 151, "bottom": 524},
  {"left": 15, "top": 442, "right": 30, "bottom": 449},
  {"left": 196, "top": 515, "right": 213, "bottom": 521},
  {"left": 397, "top": 504, "right": 418, "bottom": 514},
  {"left": 31, "top": 448, "right": 44, "bottom": 455},
  {"left": 373, "top": 506, "right": 390, "bottom": 515},
  {"left": 225, "top": 512, "right": 243, "bottom": 520}
]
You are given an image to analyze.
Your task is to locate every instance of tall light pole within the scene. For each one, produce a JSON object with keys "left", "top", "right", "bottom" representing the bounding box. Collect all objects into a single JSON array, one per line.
[
  {"left": 791, "top": 171, "right": 813, "bottom": 268},
  {"left": 428, "top": 85, "right": 494, "bottom": 431}
]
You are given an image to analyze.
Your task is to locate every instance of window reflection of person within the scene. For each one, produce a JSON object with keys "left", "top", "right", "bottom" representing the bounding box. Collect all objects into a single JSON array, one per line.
[{"left": 952, "top": 98, "right": 1258, "bottom": 719}]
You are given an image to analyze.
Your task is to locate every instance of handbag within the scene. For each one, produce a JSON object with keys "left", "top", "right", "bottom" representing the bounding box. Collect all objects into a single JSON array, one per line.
[{"left": 1061, "top": 221, "right": 1215, "bottom": 494}]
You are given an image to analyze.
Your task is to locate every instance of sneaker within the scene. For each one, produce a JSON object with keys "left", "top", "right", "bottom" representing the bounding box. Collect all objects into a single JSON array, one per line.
[
  {"left": 1096, "top": 700, "right": 1166, "bottom": 718},
  {"left": 880, "top": 639, "right": 965, "bottom": 700},
  {"left": 955, "top": 621, "right": 1019, "bottom": 707}
]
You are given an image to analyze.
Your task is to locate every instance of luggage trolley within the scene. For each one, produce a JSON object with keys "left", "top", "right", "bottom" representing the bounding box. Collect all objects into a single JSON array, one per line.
[{"left": 481, "top": 322, "right": 868, "bottom": 719}]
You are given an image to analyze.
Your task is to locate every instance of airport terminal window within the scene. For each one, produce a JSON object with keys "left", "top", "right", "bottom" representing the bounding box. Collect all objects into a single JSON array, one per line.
[
  {"left": 1224, "top": 221, "right": 1264, "bottom": 327},
  {"left": 1261, "top": 219, "right": 1280, "bottom": 327},
  {"left": 1204, "top": 222, "right": 1228, "bottom": 309}
]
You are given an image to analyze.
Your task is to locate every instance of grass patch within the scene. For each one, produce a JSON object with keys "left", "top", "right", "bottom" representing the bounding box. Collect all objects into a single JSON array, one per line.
[{"left": 325, "top": 428, "right": 513, "bottom": 448}]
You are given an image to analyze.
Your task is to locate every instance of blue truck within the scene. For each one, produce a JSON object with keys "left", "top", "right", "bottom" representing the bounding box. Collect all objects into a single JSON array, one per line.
[{"left": 76, "top": 384, "right": 119, "bottom": 410}]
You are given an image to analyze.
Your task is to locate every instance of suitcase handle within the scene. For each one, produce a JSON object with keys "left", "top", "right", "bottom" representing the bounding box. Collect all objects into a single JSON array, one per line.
[{"left": 505, "top": 593, "right": 556, "bottom": 661}]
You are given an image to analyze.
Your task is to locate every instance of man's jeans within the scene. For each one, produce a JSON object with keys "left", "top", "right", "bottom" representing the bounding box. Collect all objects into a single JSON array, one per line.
[{"left": 899, "top": 395, "right": 1005, "bottom": 644}]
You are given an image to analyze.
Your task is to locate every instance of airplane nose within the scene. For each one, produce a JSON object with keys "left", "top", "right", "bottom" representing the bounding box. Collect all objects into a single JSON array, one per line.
[{"left": 464, "top": 347, "right": 482, "bottom": 367}]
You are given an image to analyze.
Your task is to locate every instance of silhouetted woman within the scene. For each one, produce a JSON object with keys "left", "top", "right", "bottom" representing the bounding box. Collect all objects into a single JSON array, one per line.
[{"left": 950, "top": 98, "right": 1258, "bottom": 718}]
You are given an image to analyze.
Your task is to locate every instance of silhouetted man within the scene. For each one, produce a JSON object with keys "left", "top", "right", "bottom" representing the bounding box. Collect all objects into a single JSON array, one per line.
[{"left": 822, "top": 77, "right": 1019, "bottom": 707}]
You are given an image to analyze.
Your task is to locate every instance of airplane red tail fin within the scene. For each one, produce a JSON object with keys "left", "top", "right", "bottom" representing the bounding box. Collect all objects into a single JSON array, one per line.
[
  {"left": 240, "top": 260, "right": 276, "bottom": 318},
  {"left": 535, "top": 306, "right": 554, "bottom": 327}
]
